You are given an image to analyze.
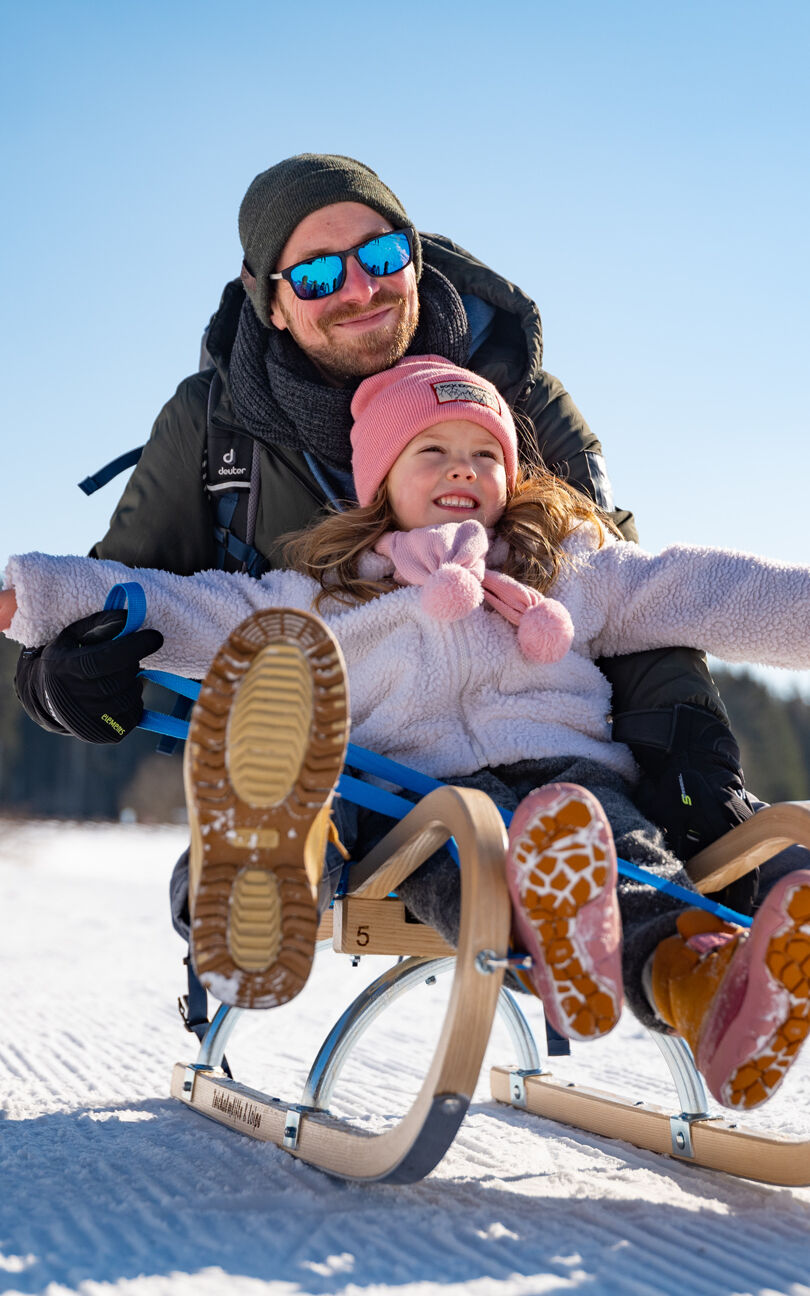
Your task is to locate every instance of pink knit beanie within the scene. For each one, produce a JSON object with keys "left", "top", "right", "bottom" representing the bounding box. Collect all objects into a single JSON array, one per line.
[{"left": 350, "top": 355, "right": 518, "bottom": 506}]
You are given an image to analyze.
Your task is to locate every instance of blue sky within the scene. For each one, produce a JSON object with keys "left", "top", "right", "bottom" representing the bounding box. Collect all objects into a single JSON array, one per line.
[{"left": 1, "top": 0, "right": 808, "bottom": 694}]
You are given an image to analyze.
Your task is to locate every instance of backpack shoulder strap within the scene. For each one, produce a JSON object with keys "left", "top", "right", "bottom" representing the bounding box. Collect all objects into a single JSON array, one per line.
[
  {"left": 78, "top": 446, "right": 144, "bottom": 496},
  {"left": 203, "top": 370, "right": 268, "bottom": 577}
]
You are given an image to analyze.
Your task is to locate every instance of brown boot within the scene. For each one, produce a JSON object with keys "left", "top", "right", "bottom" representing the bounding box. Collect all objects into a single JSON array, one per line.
[
  {"left": 651, "top": 910, "right": 741, "bottom": 1053},
  {"left": 185, "top": 608, "right": 349, "bottom": 1010},
  {"left": 650, "top": 872, "right": 810, "bottom": 1109}
]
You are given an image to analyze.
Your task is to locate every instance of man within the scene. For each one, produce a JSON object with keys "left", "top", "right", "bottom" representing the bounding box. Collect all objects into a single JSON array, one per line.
[{"left": 15, "top": 152, "right": 757, "bottom": 886}]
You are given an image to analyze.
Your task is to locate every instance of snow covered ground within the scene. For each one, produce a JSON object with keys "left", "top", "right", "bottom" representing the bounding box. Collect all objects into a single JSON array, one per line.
[{"left": 2, "top": 820, "right": 810, "bottom": 1296}]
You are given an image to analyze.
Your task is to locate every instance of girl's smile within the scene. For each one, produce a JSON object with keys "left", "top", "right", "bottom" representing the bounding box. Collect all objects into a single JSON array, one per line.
[{"left": 385, "top": 419, "right": 508, "bottom": 532}]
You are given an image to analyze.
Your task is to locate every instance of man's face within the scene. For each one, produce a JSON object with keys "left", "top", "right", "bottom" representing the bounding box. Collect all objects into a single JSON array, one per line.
[{"left": 268, "top": 201, "right": 420, "bottom": 384}]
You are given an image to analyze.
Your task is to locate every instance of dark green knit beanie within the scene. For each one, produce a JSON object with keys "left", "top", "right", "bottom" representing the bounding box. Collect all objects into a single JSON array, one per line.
[{"left": 238, "top": 153, "right": 422, "bottom": 327}]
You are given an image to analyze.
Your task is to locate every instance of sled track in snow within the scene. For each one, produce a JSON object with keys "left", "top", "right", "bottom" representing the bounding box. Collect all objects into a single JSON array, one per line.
[{"left": 2, "top": 821, "right": 810, "bottom": 1295}]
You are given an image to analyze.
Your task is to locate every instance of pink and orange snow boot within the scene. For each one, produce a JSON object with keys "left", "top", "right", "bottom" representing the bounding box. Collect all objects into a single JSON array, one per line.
[
  {"left": 505, "top": 783, "right": 623, "bottom": 1041},
  {"left": 650, "top": 871, "right": 810, "bottom": 1109}
]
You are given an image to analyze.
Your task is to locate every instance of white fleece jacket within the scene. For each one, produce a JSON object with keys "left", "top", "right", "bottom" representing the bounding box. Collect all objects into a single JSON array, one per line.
[{"left": 6, "top": 524, "right": 810, "bottom": 783}]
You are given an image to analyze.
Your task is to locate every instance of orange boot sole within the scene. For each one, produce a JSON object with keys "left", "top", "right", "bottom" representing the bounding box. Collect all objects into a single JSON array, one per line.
[{"left": 506, "top": 783, "right": 623, "bottom": 1041}]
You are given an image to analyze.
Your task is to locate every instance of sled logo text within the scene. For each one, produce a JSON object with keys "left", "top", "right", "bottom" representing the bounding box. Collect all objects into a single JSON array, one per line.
[{"left": 211, "top": 1088, "right": 263, "bottom": 1130}]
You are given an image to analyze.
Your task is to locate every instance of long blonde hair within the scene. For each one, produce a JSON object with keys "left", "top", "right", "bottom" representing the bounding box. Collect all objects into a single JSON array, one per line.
[{"left": 283, "top": 458, "right": 619, "bottom": 612}]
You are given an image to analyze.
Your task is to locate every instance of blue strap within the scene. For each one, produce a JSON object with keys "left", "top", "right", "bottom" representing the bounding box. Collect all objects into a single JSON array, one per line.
[
  {"left": 213, "top": 492, "right": 268, "bottom": 577},
  {"left": 345, "top": 743, "right": 446, "bottom": 799},
  {"left": 214, "top": 529, "right": 268, "bottom": 577},
  {"left": 213, "top": 492, "right": 239, "bottom": 570},
  {"left": 337, "top": 773, "right": 460, "bottom": 866},
  {"left": 78, "top": 447, "right": 144, "bottom": 496},
  {"left": 214, "top": 491, "right": 239, "bottom": 534},
  {"left": 617, "top": 859, "right": 751, "bottom": 927},
  {"left": 179, "top": 954, "right": 232, "bottom": 1072},
  {"left": 140, "top": 666, "right": 199, "bottom": 755},
  {"left": 123, "top": 619, "right": 753, "bottom": 929},
  {"left": 154, "top": 694, "right": 195, "bottom": 756},
  {"left": 142, "top": 669, "right": 200, "bottom": 702},
  {"left": 103, "top": 582, "right": 148, "bottom": 637},
  {"left": 338, "top": 772, "right": 418, "bottom": 820},
  {"left": 103, "top": 587, "right": 194, "bottom": 749},
  {"left": 139, "top": 708, "right": 194, "bottom": 740}
]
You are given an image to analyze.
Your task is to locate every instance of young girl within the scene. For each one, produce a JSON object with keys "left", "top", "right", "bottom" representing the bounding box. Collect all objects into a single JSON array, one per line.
[{"left": 4, "top": 354, "right": 810, "bottom": 1114}]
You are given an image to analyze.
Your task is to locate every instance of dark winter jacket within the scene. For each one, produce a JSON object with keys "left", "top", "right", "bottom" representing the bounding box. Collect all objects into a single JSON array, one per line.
[{"left": 91, "top": 232, "right": 726, "bottom": 721}]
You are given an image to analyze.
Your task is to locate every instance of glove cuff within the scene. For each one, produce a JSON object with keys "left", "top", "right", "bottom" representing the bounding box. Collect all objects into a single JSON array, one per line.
[
  {"left": 613, "top": 704, "right": 742, "bottom": 771},
  {"left": 14, "top": 648, "right": 69, "bottom": 736}
]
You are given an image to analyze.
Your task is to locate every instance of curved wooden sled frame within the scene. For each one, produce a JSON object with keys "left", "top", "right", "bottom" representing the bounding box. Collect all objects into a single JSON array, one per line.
[
  {"left": 172, "top": 785, "right": 511, "bottom": 1183},
  {"left": 491, "top": 800, "right": 810, "bottom": 1187}
]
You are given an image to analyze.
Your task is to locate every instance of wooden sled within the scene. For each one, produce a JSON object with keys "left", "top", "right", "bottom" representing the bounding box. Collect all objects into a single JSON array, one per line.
[{"left": 173, "top": 795, "right": 810, "bottom": 1186}]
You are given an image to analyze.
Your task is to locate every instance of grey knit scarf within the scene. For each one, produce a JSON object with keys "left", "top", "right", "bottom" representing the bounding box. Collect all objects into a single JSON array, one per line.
[{"left": 228, "top": 264, "right": 471, "bottom": 470}]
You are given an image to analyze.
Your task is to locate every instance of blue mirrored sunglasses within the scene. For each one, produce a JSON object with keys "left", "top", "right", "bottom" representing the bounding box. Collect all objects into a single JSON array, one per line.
[{"left": 267, "top": 228, "right": 413, "bottom": 301}]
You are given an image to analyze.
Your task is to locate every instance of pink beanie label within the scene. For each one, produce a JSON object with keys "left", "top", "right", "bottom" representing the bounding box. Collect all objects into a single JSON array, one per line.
[
  {"left": 351, "top": 354, "right": 518, "bottom": 506},
  {"left": 432, "top": 381, "right": 501, "bottom": 412}
]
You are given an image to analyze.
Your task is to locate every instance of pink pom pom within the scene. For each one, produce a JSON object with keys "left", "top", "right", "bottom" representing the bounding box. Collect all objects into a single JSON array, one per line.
[
  {"left": 421, "top": 564, "right": 483, "bottom": 621},
  {"left": 517, "top": 598, "right": 574, "bottom": 662}
]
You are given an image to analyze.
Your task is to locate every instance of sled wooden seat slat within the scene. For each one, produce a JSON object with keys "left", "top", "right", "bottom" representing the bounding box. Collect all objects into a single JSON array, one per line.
[
  {"left": 330, "top": 895, "right": 453, "bottom": 957},
  {"left": 318, "top": 891, "right": 452, "bottom": 957},
  {"left": 489, "top": 1067, "right": 810, "bottom": 1186},
  {"left": 174, "top": 785, "right": 510, "bottom": 1183},
  {"left": 687, "top": 800, "right": 810, "bottom": 893}
]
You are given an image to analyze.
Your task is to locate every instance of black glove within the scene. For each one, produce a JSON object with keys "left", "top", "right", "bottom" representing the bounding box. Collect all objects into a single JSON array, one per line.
[
  {"left": 14, "top": 609, "right": 164, "bottom": 744},
  {"left": 613, "top": 703, "right": 758, "bottom": 913}
]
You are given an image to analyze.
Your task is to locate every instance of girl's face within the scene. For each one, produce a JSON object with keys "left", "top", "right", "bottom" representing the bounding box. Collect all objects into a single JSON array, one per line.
[{"left": 386, "top": 419, "right": 508, "bottom": 531}]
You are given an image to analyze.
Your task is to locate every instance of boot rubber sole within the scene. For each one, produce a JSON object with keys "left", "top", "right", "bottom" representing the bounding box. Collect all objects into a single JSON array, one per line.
[
  {"left": 505, "top": 783, "right": 623, "bottom": 1041},
  {"left": 184, "top": 608, "right": 349, "bottom": 1010},
  {"left": 699, "top": 873, "right": 810, "bottom": 1109}
]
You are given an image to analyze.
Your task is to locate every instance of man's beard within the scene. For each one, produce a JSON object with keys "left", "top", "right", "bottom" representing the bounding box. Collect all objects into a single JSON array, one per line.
[{"left": 280, "top": 290, "right": 419, "bottom": 384}]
